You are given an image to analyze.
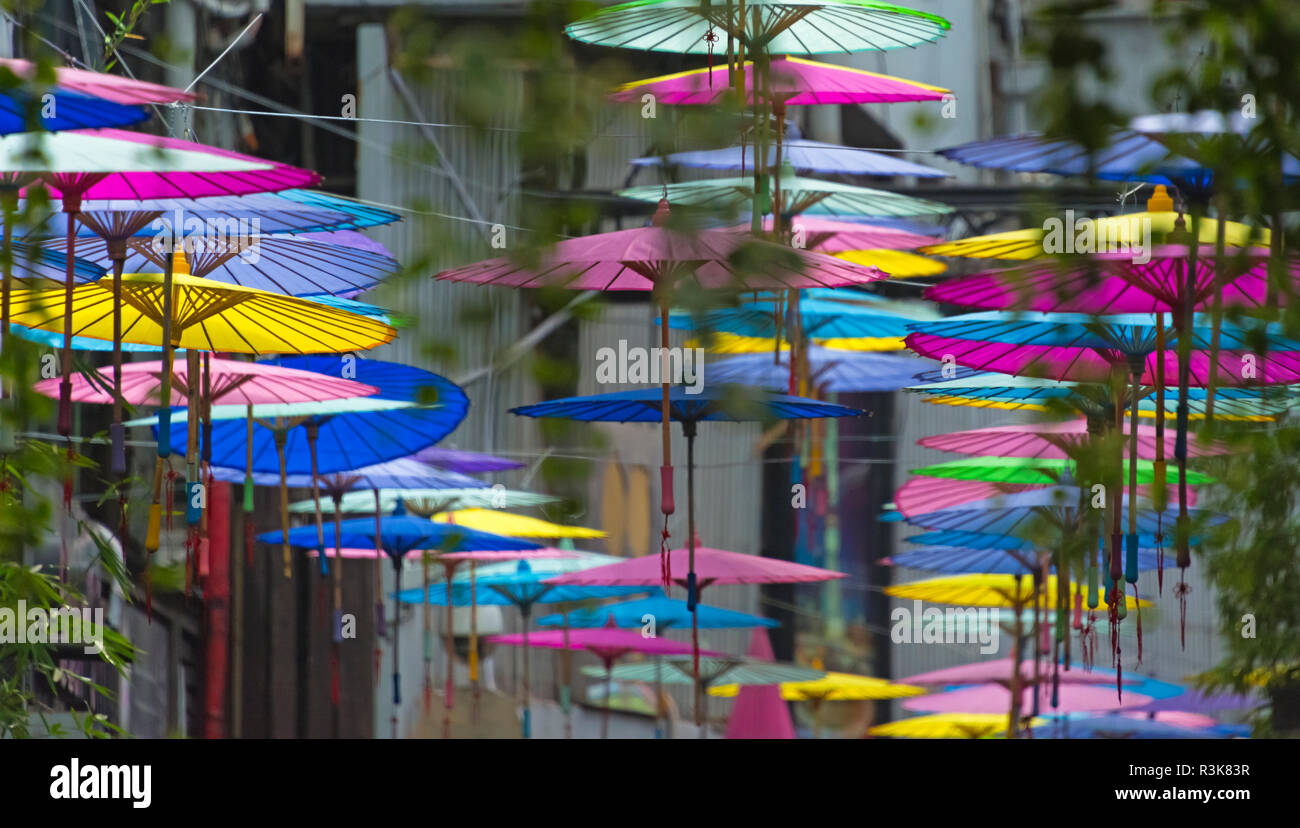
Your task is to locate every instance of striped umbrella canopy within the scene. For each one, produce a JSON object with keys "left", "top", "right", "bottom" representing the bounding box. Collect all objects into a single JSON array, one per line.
[
  {"left": 620, "top": 170, "right": 952, "bottom": 219},
  {"left": 610, "top": 55, "right": 949, "bottom": 105},
  {"left": 56, "top": 232, "right": 398, "bottom": 296},
  {"left": 0, "top": 84, "right": 146, "bottom": 134},
  {"left": 0, "top": 58, "right": 196, "bottom": 105},
  {"left": 567, "top": 0, "right": 949, "bottom": 54},
  {"left": 727, "top": 216, "right": 942, "bottom": 253},
  {"left": 272, "top": 189, "right": 402, "bottom": 230},
  {"left": 633, "top": 139, "right": 947, "bottom": 177},
  {"left": 0, "top": 240, "right": 103, "bottom": 281}
]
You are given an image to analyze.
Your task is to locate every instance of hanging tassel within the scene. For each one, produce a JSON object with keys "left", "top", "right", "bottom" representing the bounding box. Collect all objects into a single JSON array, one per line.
[
  {"left": 660, "top": 514, "right": 672, "bottom": 594},
  {"left": 1133, "top": 582, "right": 1144, "bottom": 664},
  {"left": 1175, "top": 570, "right": 1191, "bottom": 649},
  {"left": 704, "top": 26, "right": 718, "bottom": 89}
]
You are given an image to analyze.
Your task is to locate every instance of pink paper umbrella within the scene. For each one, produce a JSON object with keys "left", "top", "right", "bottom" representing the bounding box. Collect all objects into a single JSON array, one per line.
[
  {"left": 436, "top": 198, "right": 882, "bottom": 589},
  {"left": 903, "top": 683, "right": 1154, "bottom": 716},
  {"left": 899, "top": 658, "right": 1138, "bottom": 687},
  {"left": 487, "top": 626, "right": 716, "bottom": 738},
  {"left": 545, "top": 544, "right": 843, "bottom": 729},
  {"left": 918, "top": 419, "right": 1230, "bottom": 461},
  {"left": 32, "top": 356, "right": 376, "bottom": 407},
  {"left": 727, "top": 216, "right": 942, "bottom": 254},
  {"left": 0, "top": 58, "right": 197, "bottom": 105},
  {"left": 893, "top": 477, "right": 1044, "bottom": 518},
  {"left": 610, "top": 56, "right": 950, "bottom": 106}
]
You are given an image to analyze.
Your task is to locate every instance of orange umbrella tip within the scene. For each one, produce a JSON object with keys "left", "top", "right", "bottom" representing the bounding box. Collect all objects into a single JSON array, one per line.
[
  {"left": 1147, "top": 185, "right": 1173, "bottom": 212},
  {"left": 172, "top": 247, "right": 191, "bottom": 276}
]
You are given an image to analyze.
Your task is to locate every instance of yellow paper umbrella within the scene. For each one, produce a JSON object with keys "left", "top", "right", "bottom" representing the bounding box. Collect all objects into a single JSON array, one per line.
[
  {"left": 709, "top": 670, "right": 925, "bottom": 738},
  {"left": 432, "top": 508, "right": 606, "bottom": 540},
  {"left": 869, "top": 712, "right": 1046, "bottom": 739},
  {"left": 835, "top": 249, "right": 946, "bottom": 278},
  {"left": 885, "top": 574, "right": 1148, "bottom": 611},
  {"left": 688, "top": 331, "right": 906, "bottom": 354}
]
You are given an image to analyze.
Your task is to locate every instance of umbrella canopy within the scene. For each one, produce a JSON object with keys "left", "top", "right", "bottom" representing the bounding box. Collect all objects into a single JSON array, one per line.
[
  {"left": 214, "top": 457, "right": 484, "bottom": 493},
  {"left": 0, "top": 85, "right": 146, "bottom": 134},
  {"left": 5, "top": 270, "right": 395, "bottom": 353},
  {"left": 709, "top": 671, "right": 925, "bottom": 701},
  {"left": 1130, "top": 690, "right": 1263, "bottom": 714},
  {"left": 257, "top": 505, "right": 540, "bottom": 557},
  {"left": 566, "top": 1, "right": 951, "bottom": 55},
  {"left": 537, "top": 591, "right": 777, "bottom": 630},
  {"left": 432, "top": 508, "right": 605, "bottom": 539},
  {"left": 287, "top": 486, "right": 558, "bottom": 515},
  {"left": 14, "top": 193, "right": 365, "bottom": 238},
  {"left": 1029, "top": 714, "right": 1232, "bottom": 739},
  {"left": 925, "top": 246, "right": 1288, "bottom": 315},
  {"left": 432, "top": 206, "right": 886, "bottom": 291},
  {"left": 0, "top": 240, "right": 104, "bottom": 281},
  {"left": 893, "top": 477, "right": 1046, "bottom": 518},
  {"left": 884, "top": 573, "right": 1148, "bottom": 610},
  {"left": 722, "top": 628, "right": 796, "bottom": 739},
  {"left": 33, "top": 356, "right": 377, "bottom": 407},
  {"left": 887, "top": 544, "right": 1168, "bottom": 576},
  {"left": 620, "top": 172, "right": 952, "bottom": 219},
  {"left": 402, "top": 557, "right": 647, "bottom": 607},
  {"left": 304, "top": 547, "right": 576, "bottom": 561},
  {"left": 904, "top": 311, "right": 1300, "bottom": 386},
  {"left": 670, "top": 288, "right": 938, "bottom": 339},
  {"left": 153, "top": 357, "right": 468, "bottom": 476},
  {"left": 8, "top": 128, "right": 318, "bottom": 199},
  {"left": 707, "top": 347, "right": 943, "bottom": 391},
  {"left": 486, "top": 628, "right": 709, "bottom": 661},
  {"left": 903, "top": 683, "right": 1154, "bottom": 715},
  {"left": 899, "top": 658, "right": 1136, "bottom": 686},
  {"left": 708, "top": 348, "right": 971, "bottom": 393},
  {"left": 912, "top": 456, "right": 1214, "bottom": 486},
  {"left": 54, "top": 232, "right": 399, "bottom": 296},
  {"left": 901, "top": 488, "right": 1224, "bottom": 538},
  {"left": 0, "top": 58, "right": 196, "bottom": 105},
  {"left": 918, "top": 418, "right": 1230, "bottom": 460},
  {"left": 272, "top": 189, "right": 402, "bottom": 231},
  {"left": 920, "top": 209, "right": 1268, "bottom": 261},
  {"left": 512, "top": 385, "right": 862, "bottom": 423},
  {"left": 611, "top": 55, "right": 949, "bottom": 105},
  {"left": 728, "top": 216, "right": 942, "bottom": 253},
  {"left": 589, "top": 656, "right": 825, "bottom": 688},
  {"left": 633, "top": 139, "right": 947, "bottom": 177},
  {"left": 545, "top": 544, "right": 844, "bottom": 589},
  {"left": 869, "top": 712, "right": 1039, "bottom": 738},
  {"left": 835, "top": 248, "right": 945, "bottom": 277},
  {"left": 413, "top": 446, "right": 524, "bottom": 472}
]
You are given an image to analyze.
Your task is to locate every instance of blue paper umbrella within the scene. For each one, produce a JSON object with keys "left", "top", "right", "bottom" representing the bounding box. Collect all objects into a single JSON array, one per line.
[
  {"left": 400, "top": 555, "right": 645, "bottom": 737},
  {"left": 273, "top": 189, "right": 402, "bottom": 230},
  {"left": 633, "top": 139, "right": 947, "bottom": 178},
  {"left": 259, "top": 501, "right": 539, "bottom": 733},
  {"left": 938, "top": 125, "right": 1300, "bottom": 201},
  {"left": 0, "top": 86, "right": 147, "bottom": 134},
  {"left": 1030, "top": 713, "right": 1231, "bottom": 739},
  {"left": 537, "top": 590, "right": 776, "bottom": 631},
  {"left": 890, "top": 538, "right": 1166, "bottom": 576},
  {"left": 514, "top": 386, "right": 859, "bottom": 691},
  {"left": 57, "top": 231, "right": 398, "bottom": 296},
  {"left": 668, "top": 289, "right": 936, "bottom": 340},
  {"left": 707, "top": 347, "right": 960, "bottom": 393}
]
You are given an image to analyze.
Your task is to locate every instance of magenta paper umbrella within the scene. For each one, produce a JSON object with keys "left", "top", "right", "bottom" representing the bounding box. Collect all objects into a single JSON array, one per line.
[
  {"left": 918, "top": 419, "right": 1230, "bottom": 461},
  {"left": 610, "top": 56, "right": 950, "bottom": 106},
  {"left": 435, "top": 198, "right": 883, "bottom": 572},
  {"left": 893, "top": 477, "right": 1043, "bottom": 518},
  {"left": 487, "top": 626, "right": 716, "bottom": 738},
  {"left": 727, "top": 216, "right": 942, "bottom": 254},
  {"left": 32, "top": 356, "right": 376, "bottom": 407},
  {"left": 899, "top": 658, "right": 1138, "bottom": 687},
  {"left": 902, "top": 683, "right": 1154, "bottom": 716},
  {"left": 0, "top": 58, "right": 197, "bottom": 105}
]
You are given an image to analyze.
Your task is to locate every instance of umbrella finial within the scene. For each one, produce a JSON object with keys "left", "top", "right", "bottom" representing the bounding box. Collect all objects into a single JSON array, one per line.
[
  {"left": 1146, "top": 185, "right": 1173, "bottom": 213},
  {"left": 652, "top": 198, "right": 671, "bottom": 227},
  {"left": 171, "top": 247, "right": 191, "bottom": 276}
]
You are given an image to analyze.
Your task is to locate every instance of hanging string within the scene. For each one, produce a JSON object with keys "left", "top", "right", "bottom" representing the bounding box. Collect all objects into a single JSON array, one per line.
[
  {"left": 1156, "top": 513, "right": 1165, "bottom": 595},
  {"left": 1133, "top": 582, "right": 1144, "bottom": 663},
  {"left": 660, "top": 515, "right": 672, "bottom": 594},
  {"left": 704, "top": 26, "right": 719, "bottom": 89},
  {"left": 1175, "top": 570, "right": 1192, "bottom": 649}
]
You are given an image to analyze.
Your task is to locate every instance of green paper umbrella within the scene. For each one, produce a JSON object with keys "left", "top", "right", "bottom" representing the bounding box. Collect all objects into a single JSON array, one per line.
[
  {"left": 912, "top": 456, "right": 1216, "bottom": 487},
  {"left": 566, "top": 0, "right": 950, "bottom": 55}
]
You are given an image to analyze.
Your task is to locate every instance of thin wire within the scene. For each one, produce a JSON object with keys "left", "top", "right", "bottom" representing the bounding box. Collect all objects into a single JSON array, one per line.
[{"left": 185, "top": 13, "right": 263, "bottom": 93}]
